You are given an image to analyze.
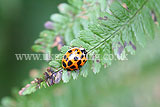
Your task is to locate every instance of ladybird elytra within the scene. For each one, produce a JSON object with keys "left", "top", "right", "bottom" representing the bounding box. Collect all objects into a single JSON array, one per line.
[{"left": 62, "top": 47, "right": 87, "bottom": 71}]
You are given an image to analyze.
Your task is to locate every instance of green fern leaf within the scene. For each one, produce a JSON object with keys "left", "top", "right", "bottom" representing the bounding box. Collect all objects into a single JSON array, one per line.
[
  {"left": 20, "top": 0, "right": 160, "bottom": 95},
  {"left": 62, "top": 70, "right": 71, "bottom": 83}
]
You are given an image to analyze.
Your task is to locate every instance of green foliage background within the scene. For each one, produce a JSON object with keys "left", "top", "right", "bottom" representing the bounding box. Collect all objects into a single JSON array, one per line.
[
  {"left": 0, "top": 0, "right": 160, "bottom": 107},
  {"left": 0, "top": 0, "right": 65, "bottom": 99}
]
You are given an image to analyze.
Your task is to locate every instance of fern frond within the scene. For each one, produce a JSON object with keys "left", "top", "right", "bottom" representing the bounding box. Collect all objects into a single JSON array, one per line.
[{"left": 19, "top": 0, "right": 160, "bottom": 95}]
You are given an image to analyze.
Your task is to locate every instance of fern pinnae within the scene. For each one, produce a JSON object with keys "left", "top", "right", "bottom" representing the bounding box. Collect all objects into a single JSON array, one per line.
[
  {"left": 19, "top": 0, "right": 160, "bottom": 95},
  {"left": 88, "top": 0, "right": 149, "bottom": 53}
]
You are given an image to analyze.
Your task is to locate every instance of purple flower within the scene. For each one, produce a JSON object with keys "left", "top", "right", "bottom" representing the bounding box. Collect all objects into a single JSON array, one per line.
[
  {"left": 124, "top": 41, "right": 127, "bottom": 48},
  {"left": 118, "top": 44, "right": 124, "bottom": 56},
  {"left": 54, "top": 70, "right": 62, "bottom": 84},
  {"left": 44, "top": 21, "right": 54, "bottom": 29},
  {"left": 98, "top": 16, "right": 108, "bottom": 20},
  {"left": 129, "top": 41, "right": 136, "bottom": 50}
]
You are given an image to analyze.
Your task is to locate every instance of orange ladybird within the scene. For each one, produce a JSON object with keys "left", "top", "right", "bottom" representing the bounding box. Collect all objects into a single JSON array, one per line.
[{"left": 62, "top": 47, "right": 87, "bottom": 71}]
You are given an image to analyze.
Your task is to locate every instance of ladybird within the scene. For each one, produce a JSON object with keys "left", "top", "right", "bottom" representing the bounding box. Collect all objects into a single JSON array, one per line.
[{"left": 62, "top": 47, "right": 87, "bottom": 71}]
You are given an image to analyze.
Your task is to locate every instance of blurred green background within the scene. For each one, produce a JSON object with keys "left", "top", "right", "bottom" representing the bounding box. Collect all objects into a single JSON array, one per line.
[
  {"left": 0, "top": 0, "right": 66, "bottom": 99},
  {"left": 0, "top": 0, "right": 160, "bottom": 107}
]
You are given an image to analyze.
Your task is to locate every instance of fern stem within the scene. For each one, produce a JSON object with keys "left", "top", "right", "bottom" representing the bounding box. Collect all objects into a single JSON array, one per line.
[{"left": 88, "top": 0, "right": 149, "bottom": 53}]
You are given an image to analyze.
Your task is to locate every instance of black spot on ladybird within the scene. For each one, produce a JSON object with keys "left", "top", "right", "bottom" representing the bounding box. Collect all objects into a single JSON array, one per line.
[
  {"left": 81, "top": 50, "right": 85, "bottom": 53},
  {"left": 63, "top": 61, "right": 66, "bottom": 67},
  {"left": 68, "top": 50, "right": 72, "bottom": 53},
  {"left": 81, "top": 55, "right": 84, "bottom": 59},
  {"left": 77, "top": 52, "right": 80, "bottom": 54},
  {"left": 66, "top": 68, "right": 71, "bottom": 71},
  {"left": 77, "top": 60, "right": 81, "bottom": 66},
  {"left": 74, "top": 57, "right": 78, "bottom": 61},
  {"left": 78, "top": 65, "right": 82, "bottom": 68},
  {"left": 70, "top": 65, "right": 76, "bottom": 69},
  {"left": 66, "top": 58, "right": 68, "bottom": 61},
  {"left": 68, "top": 60, "right": 72, "bottom": 66},
  {"left": 64, "top": 55, "right": 66, "bottom": 59},
  {"left": 75, "top": 49, "right": 78, "bottom": 52}
]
